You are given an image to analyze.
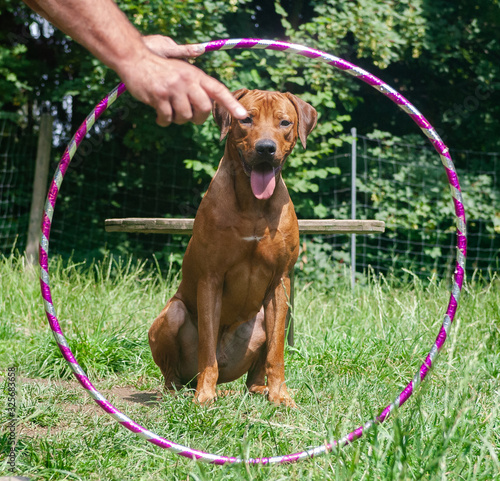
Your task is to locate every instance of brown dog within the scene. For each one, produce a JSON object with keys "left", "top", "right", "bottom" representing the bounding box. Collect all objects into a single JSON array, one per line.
[{"left": 148, "top": 89, "right": 317, "bottom": 406}]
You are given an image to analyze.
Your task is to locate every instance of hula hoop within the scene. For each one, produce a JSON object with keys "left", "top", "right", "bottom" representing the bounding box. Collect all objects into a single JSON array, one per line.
[{"left": 39, "top": 38, "right": 467, "bottom": 465}]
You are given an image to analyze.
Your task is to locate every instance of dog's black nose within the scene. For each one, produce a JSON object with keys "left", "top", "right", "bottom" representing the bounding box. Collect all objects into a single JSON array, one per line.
[{"left": 255, "top": 139, "right": 277, "bottom": 157}]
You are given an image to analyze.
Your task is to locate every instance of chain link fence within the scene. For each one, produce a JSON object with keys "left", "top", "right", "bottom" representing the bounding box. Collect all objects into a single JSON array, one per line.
[{"left": 1, "top": 118, "right": 498, "bottom": 280}]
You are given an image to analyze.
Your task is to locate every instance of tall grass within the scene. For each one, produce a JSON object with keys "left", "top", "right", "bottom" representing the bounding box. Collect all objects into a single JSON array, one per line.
[{"left": 0, "top": 254, "right": 498, "bottom": 480}]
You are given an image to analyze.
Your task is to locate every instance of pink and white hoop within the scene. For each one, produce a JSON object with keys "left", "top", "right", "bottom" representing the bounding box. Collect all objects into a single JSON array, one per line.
[{"left": 39, "top": 38, "right": 467, "bottom": 464}]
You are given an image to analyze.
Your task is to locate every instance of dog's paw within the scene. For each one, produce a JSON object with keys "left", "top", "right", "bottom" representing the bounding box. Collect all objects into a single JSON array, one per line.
[
  {"left": 247, "top": 384, "right": 269, "bottom": 396},
  {"left": 268, "top": 389, "right": 297, "bottom": 408},
  {"left": 194, "top": 389, "right": 217, "bottom": 406},
  {"left": 249, "top": 384, "right": 297, "bottom": 408}
]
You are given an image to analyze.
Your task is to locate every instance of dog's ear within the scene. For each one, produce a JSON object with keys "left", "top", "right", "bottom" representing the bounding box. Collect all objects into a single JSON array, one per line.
[
  {"left": 212, "top": 88, "right": 249, "bottom": 142},
  {"left": 285, "top": 93, "right": 318, "bottom": 149}
]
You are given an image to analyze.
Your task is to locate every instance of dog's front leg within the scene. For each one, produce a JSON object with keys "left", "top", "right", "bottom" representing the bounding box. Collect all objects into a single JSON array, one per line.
[
  {"left": 264, "top": 277, "right": 296, "bottom": 407},
  {"left": 195, "top": 276, "right": 222, "bottom": 405}
]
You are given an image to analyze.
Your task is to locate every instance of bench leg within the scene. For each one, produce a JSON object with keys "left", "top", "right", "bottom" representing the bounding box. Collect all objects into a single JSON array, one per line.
[{"left": 285, "top": 268, "right": 295, "bottom": 346}]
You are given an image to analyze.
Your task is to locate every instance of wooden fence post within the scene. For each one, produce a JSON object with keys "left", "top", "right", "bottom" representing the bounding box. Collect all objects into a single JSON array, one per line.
[{"left": 26, "top": 112, "right": 53, "bottom": 264}]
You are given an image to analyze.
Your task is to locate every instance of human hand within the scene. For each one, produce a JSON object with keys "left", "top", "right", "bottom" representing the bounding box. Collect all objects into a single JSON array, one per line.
[
  {"left": 143, "top": 35, "right": 205, "bottom": 60},
  {"left": 119, "top": 36, "right": 247, "bottom": 127},
  {"left": 21, "top": 0, "right": 243, "bottom": 127}
]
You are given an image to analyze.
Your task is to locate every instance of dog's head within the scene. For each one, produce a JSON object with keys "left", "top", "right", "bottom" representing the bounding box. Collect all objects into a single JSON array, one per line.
[{"left": 213, "top": 89, "right": 317, "bottom": 200}]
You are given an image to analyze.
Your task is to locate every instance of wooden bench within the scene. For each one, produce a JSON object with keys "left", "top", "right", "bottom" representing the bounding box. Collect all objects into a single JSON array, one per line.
[
  {"left": 105, "top": 218, "right": 385, "bottom": 235},
  {"left": 105, "top": 217, "right": 385, "bottom": 345}
]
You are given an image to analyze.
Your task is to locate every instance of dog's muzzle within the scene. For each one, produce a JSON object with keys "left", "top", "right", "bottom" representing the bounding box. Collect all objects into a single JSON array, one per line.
[{"left": 238, "top": 139, "right": 283, "bottom": 200}]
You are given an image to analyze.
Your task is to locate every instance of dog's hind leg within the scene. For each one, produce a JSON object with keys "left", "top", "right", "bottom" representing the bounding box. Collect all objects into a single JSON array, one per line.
[
  {"left": 149, "top": 297, "right": 197, "bottom": 391},
  {"left": 245, "top": 308, "right": 268, "bottom": 396}
]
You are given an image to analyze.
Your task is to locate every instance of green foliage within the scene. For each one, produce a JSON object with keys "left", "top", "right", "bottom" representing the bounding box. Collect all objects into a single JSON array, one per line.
[
  {"left": 371, "top": 0, "right": 500, "bottom": 151},
  {"left": 295, "top": 0, "right": 426, "bottom": 68},
  {"left": 0, "top": 0, "right": 499, "bottom": 277},
  {"left": 120, "top": 0, "right": 248, "bottom": 41},
  {"left": 0, "top": 44, "right": 31, "bottom": 117},
  {"left": 357, "top": 132, "right": 499, "bottom": 272}
]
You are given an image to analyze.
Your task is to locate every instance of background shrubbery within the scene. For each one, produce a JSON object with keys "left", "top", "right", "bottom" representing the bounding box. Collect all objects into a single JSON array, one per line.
[{"left": 0, "top": 0, "right": 498, "bottom": 278}]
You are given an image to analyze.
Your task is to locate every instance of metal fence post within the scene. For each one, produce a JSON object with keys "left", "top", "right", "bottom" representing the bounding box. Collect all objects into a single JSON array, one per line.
[{"left": 351, "top": 127, "right": 357, "bottom": 289}]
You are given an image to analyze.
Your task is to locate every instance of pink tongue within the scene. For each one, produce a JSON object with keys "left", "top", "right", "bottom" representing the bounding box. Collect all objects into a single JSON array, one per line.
[{"left": 250, "top": 168, "right": 276, "bottom": 199}]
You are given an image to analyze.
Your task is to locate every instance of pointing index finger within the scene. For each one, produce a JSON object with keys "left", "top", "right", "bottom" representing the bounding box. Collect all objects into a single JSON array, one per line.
[{"left": 202, "top": 77, "right": 248, "bottom": 119}]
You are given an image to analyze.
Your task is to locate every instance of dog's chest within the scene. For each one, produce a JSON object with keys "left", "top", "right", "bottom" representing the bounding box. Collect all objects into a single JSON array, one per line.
[
  {"left": 241, "top": 234, "right": 265, "bottom": 242},
  {"left": 238, "top": 222, "right": 292, "bottom": 264},
  {"left": 224, "top": 227, "right": 293, "bottom": 290},
  {"left": 220, "top": 235, "right": 285, "bottom": 322}
]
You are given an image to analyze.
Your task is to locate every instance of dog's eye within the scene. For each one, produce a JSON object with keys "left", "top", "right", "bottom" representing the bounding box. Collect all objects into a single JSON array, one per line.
[
  {"left": 280, "top": 120, "right": 292, "bottom": 127},
  {"left": 240, "top": 117, "right": 253, "bottom": 125}
]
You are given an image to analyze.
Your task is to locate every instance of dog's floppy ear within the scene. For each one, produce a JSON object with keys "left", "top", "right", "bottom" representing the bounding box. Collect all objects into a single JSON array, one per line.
[
  {"left": 212, "top": 88, "right": 249, "bottom": 141},
  {"left": 285, "top": 93, "right": 318, "bottom": 149}
]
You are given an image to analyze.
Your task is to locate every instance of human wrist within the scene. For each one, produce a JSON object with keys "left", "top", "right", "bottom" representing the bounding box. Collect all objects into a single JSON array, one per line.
[{"left": 108, "top": 36, "right": 153, "bottom": 82}]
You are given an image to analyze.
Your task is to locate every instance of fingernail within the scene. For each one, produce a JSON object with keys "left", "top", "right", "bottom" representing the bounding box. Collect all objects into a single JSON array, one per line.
[
  {"left": 235, "top": 106, "right": 248, "bottom": 118},
  {"left": 194, "top": 45, "right": 205, "bottom": 53}
]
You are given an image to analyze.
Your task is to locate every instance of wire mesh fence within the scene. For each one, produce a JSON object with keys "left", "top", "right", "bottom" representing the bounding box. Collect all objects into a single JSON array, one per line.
[
  {"left": 0, "top": 120, "right": 37, "bottom": 254},
  {"left": 1, "top": 118, "right": 498, "bottom": 281},
  {"left": 300, "top": 135, "right": 499, "bottom": 284}
]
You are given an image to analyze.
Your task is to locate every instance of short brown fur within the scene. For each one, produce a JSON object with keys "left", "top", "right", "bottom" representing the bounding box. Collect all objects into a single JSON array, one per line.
[{"left": 148, "top": 89, "right": 317, "bottom": 406}]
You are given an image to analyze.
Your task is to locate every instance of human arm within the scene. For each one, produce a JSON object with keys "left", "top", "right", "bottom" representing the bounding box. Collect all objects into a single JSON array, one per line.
[{"left": 22, "top": 0, "right": 247, "bottom": 126}]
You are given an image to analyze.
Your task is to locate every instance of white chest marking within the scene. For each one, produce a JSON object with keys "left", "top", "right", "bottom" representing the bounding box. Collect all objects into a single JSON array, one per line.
[{"left": 242, "top": 235, "right": 264, "bottom": 242}]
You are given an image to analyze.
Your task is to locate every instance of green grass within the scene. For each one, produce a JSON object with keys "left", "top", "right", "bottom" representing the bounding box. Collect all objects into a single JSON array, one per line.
[{"left": 0, "top": 254, "right": 499, "bottom": 480}]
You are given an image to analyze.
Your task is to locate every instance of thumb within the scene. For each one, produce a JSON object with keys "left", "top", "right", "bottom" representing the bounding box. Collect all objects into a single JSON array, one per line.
[
  {"left": 160, "top": 43, "right": 205, "bottom": 59},
  {"left": 143, "top": 35, "right": 205, "bottom": 59}
]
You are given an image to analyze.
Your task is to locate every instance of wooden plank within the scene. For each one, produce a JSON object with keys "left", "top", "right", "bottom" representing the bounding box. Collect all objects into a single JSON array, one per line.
[
  {"left": 105, "top": 218, "right": 195, "bottom": 234},
  {"left": 297, "top": 219, "right": 385, "bottom": 234},
  {"left": 105, "top": 218, "right": 385, "bottom": 235}
]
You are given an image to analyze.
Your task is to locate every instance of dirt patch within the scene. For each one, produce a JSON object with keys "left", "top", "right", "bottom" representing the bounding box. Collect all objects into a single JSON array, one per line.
[
  {"left": 6, "top": 377, "right": 164, "bottom": 439},
  {"left": 6, "top": 377, "right": 248, "bottom": 439},
  {"left": 15, "top": 377, "right": 163, "bottom": 405},
  {"left": 108, "top": 386, "right": 162, "bottom": 406}
]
